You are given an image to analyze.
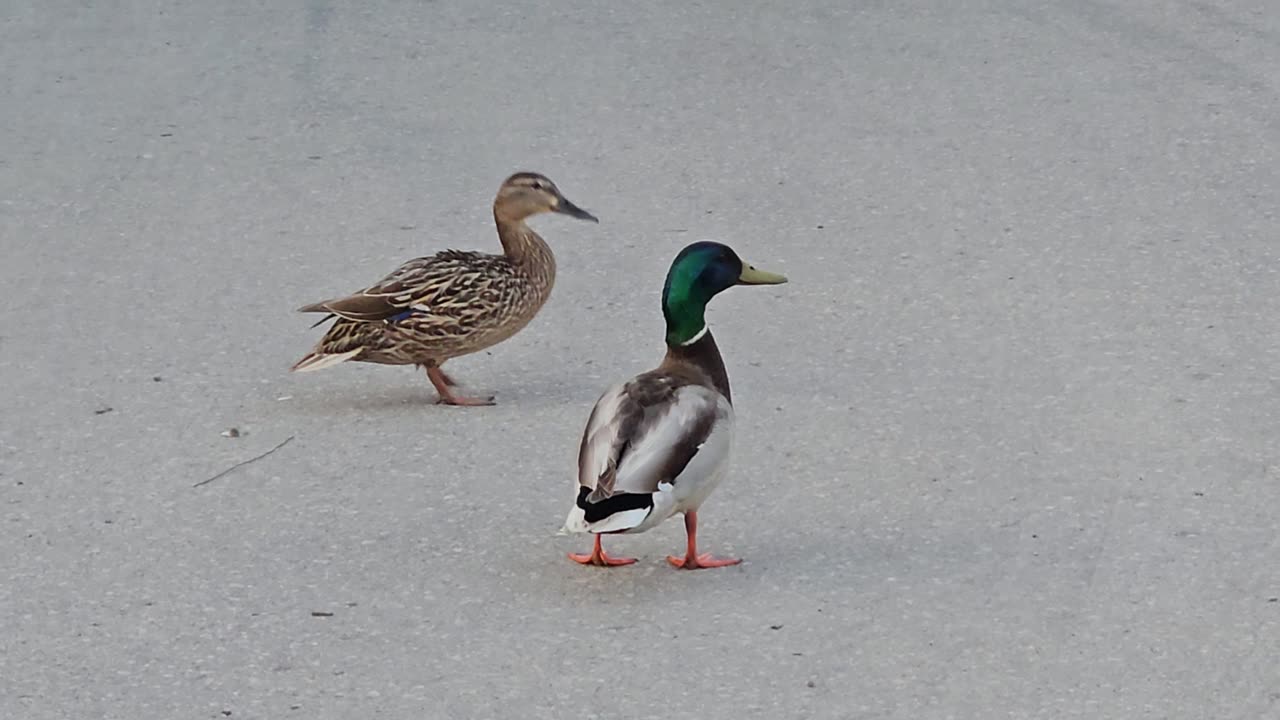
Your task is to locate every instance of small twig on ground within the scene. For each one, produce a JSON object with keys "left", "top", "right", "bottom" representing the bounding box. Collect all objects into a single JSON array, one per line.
[{"left": 193, "top": 436, "right": 294, "bottom": 488}]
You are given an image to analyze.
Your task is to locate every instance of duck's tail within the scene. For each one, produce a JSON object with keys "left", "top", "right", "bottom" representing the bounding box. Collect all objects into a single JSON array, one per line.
[
  {"left": 558, "top": 483, "right": 675, "bottom": 536},
  {"left": 290, "top": 348, "right": 362, "bottom": 372}
]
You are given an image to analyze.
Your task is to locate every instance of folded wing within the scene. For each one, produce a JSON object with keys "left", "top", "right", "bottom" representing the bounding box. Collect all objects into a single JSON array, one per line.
[
  {"left": 569, "top": 373, "right": 730, "bottom": 532},
  {"left": 297, "top": 250, "right": 501, "bottom": 322}
]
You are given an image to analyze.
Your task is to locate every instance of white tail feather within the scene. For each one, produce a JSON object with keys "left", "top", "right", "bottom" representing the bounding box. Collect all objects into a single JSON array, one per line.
[
  {"left": 559, "top": 506, "right": 590, "bottom": 535},
  {"left": 290, "top": 348, "right": 362, "bottom": 372},
  {"left": 585, "top": 507, "right": 653, "bottom": 535},
  {"left": 560, "top": 504, "right": 653, "bottom": 536}
]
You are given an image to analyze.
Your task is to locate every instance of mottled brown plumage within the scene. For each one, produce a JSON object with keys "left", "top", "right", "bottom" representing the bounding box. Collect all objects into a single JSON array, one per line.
[{"left": 291, "top": 172, "right": 597, "bottom": 405}]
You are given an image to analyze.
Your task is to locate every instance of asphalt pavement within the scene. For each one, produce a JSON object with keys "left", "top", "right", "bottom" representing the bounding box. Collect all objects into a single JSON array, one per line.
[{"left": 1, "top": 1, "right": 1277, "bottom": 718}]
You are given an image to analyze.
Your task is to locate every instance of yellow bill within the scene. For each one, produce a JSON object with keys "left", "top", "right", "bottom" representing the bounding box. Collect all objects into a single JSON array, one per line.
[{"left": 738, "top": 263, "right": 788, "bottom": 285}]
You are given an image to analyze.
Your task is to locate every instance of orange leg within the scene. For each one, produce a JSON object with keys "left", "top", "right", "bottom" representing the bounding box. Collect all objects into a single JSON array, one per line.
[
  {"left": 568, "top": 535, "right": 636, "bottom": 567},
  {"left": 425, "top": 366, "right": 494, "bottom": 406},
  {"left": 667, "top": 511, "right": 741, "bottom": 569}
]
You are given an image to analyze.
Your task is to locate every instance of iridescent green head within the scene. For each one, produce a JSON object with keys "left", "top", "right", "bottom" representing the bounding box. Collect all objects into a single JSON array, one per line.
[{"left": 661, "top": 241, "right": 787, "bottom": 347}]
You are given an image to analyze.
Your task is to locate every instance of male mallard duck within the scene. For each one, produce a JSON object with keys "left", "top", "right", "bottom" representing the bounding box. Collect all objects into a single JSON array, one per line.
[
  {"left": 290, "top": 172, "right": 597, "bottom": 405},
  {"left": 560, "top": 241, "right": 786, "bottom": 568}
]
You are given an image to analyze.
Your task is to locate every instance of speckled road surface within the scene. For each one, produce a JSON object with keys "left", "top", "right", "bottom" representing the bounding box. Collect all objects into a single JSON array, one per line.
[{"left": 2, "top": 2, "right": 1278, "bottom": 718}]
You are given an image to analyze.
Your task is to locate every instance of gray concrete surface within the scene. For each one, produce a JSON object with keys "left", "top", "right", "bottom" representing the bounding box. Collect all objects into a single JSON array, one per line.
[{"left": 2, "top": 1, "right": 1278, "bottom": 718}]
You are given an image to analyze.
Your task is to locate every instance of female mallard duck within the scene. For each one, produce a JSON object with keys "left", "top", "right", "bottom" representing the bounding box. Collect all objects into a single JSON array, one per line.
[
  {"left": 290, "top": 172, "right": 597, "bottom": 405},
  {"left": 560, "top": 241, "right": 786, "bottom": 568}
]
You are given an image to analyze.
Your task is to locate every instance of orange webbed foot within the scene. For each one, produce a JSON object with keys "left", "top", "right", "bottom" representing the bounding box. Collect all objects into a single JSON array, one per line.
[{"left": 666, "top": 553, "right": 741, "bottom": 570}]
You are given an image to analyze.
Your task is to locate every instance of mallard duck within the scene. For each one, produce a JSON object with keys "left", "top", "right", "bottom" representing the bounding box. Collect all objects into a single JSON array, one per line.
[
  {"left": 290, "top": 172, "right": 598, "bottom": 405},
  {"left": 560, "top": 241, "right": 786, "bottom": 568}
]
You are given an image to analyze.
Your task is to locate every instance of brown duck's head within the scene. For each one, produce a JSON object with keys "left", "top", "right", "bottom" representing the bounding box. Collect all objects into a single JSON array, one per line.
[{"left": 493, "top": 172, "right": 598, "bottom": 224}]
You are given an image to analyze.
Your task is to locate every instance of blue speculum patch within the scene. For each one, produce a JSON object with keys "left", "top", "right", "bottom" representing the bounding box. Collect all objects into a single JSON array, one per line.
[{"left": 388, "top": 309, "right": 414, "bottom": 323}]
